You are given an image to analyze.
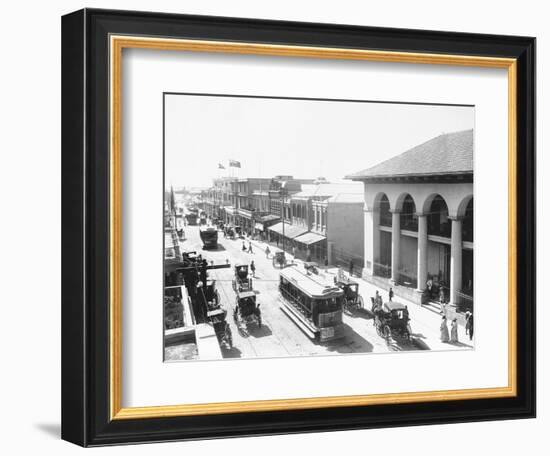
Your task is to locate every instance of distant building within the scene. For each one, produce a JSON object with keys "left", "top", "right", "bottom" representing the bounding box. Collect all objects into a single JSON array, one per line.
[
  {"left": 205, "top": 177, "right": 235, "bottom": 220},
  {"left": 347, "top": 129, "right": 474, "bottom": 311},
  {"left": 267, "top": 181, "right": 364, "bottom": 267}
]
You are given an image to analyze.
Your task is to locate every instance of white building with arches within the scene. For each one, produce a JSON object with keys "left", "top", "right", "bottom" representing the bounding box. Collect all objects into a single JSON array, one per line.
[{"left": 348, "top": 129, "right": 474, "bottom": 313}]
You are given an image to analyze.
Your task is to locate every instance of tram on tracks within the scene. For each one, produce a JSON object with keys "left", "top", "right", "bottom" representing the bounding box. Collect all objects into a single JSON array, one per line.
[
  {"left": 279, "top": 266, "right": 345, "bottom": 342},
  {"left": 185, "top": 212, "right": 198, "bottom": 225},
  {"left": 199, "top": 226, "right": 218, "bottom": 249}
]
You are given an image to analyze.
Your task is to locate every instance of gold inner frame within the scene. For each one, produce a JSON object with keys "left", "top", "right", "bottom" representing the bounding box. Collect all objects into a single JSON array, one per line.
[{"left": 109, "top": 35, "right": 518, "bottom": 420}]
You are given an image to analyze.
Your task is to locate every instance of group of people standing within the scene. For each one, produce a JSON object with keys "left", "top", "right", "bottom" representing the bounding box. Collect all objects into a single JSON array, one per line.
[{"left": 440, "top": 310, "right": 474, "bottom": 344}]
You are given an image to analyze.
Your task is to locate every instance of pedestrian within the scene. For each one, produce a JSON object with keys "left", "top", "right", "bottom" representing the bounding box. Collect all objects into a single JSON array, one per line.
[
  {"left": 375, "top": 290, "right": 382, "bottom": 306},
  {"left": 440, "top": 316, "right": 450, "bottom": 343},
  {"left": 242, "top": 241, "right": 246, "bottom": 252},
  {"left": 265, "top": 246, "right": 271, "bottom": 259},
  {"left": 389, "top": 287, "right": 394, "bottom": 301},
  {"left": 248, "top": 241, "right": 253, "bottom": 254},
  {"left": 306, "top": 249, "right": 312, "bottom": 262},
  {"left": 465, "top": 311, "right": 474, "bottom": 340},
  {"left": 250, "top": 260, "right": 256, "bottom": 278},
  {"left": 439, "top": 287, "right": 445, "bottom": 304},
  {"left": 349, "top": 260, "right": 354, "bottom": 277},
  {"left": 450, "top": 318, "right": 459, "bottom": 343},
  {"left": 292, "top": 245, "right": 296, "bottom": 258}
]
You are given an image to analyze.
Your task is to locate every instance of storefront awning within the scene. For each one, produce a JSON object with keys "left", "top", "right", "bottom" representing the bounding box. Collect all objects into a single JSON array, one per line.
[
  {"left": 259, "top": 214, "right": 280, "bottom": 223},
  {"left": 267, "top": 222, "right": 308, "bottom": 239},
  {"left": 294, "top": 232, "right": 327, "bottom": 245}
]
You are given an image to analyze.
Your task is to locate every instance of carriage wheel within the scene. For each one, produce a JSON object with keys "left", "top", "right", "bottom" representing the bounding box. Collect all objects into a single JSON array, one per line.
[
  {"left": 383, "top": 325, "right": 392, "bottom": 343},
  {"left": 375, "top": 319, "right": 382, "bottom": 337},
  {"left": 357, "top": 295, "right": 364, "bottom": 309},
  {"left": 342, "top": 298, "right": 350, "bottom": 314}
]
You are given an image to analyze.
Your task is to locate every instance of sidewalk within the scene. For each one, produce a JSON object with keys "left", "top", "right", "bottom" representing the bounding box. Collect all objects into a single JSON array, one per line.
[
  {"left": 336, "top": 271, "right": 474, "bottom": 351},
  {"left": 245, "top": 234, "right": 474, "bottom": 352}
]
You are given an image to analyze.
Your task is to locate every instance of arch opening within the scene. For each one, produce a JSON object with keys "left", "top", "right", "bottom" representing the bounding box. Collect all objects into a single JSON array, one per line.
[
  {"left": 400, "top": 194, "right": 418, "bottom": 231},
  {"left": 378, "top": 194, "right": 392, "bottom": 227},
  {"left": 427, "top": 195, "right": 450, "bottom": 237}
]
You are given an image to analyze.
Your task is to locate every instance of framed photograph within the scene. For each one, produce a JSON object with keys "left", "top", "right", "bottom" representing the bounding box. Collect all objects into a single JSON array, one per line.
[{"left": 61, "top": 8, "right": 536, "bottom": 446}]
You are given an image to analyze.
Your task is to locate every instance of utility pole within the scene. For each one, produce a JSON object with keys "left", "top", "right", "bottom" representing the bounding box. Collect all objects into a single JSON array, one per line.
[{"left": 281, "top": 186, "right": 287, "bottom": 256}]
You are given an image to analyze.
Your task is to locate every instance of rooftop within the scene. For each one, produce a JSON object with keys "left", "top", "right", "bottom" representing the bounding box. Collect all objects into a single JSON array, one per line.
[
  {"left": 347, "top": 129, "right": 473, "bottom": 180},
  {"left": 292, "top": 182, "right": 363, "bottom": 199}
]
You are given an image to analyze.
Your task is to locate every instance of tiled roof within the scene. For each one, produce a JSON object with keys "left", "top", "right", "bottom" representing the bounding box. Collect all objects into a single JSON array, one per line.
[{"left": 347, "top": 129, "right": 473, "bottom": 180}]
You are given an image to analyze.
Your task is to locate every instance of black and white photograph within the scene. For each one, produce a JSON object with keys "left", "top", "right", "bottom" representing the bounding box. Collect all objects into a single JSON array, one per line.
[{"left": 163, "top": 94, "right": 475, "bottom": 361}]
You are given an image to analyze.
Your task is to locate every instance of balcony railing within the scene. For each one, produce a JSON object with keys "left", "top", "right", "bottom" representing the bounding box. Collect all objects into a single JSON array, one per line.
[
  {"left": 428, "top": 221, "right": 452, "bottom": 237},
  {"left": 379, "top": 212, "right": 392, "bottom": 227}
]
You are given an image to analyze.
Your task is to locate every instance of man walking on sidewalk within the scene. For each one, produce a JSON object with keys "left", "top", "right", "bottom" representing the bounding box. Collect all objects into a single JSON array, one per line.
[{"left": 250, "top": 260, "right": 256, "bottom": 278}]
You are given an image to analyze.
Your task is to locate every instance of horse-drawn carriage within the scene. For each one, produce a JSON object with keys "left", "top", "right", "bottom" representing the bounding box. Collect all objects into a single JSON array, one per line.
[
  {"left": 202, "top": 279, "right": 232, "bottom": 349},
  {"left": 372, "top": 301, "right": 412, "bottom": 342},
  {"left": 234, "top": 226, "right": 244, "bottom": 239},
  {"left": 203, "top": 279, "right": 220, "bottom": 308},
  {"left": 232, "top": 264, "right": 253, "bottom": 292},
  {"left": 233, "top": 290, "right": 262, "bottom": 333},
  {"left": 272, "top": 251, "right": 287, "bottom": 269},
  {"left": 206, "top": 308, "right": 233, "bottom": 349},
  {"left": 335, "top": 279, "right": 364, "bottom": 313}
]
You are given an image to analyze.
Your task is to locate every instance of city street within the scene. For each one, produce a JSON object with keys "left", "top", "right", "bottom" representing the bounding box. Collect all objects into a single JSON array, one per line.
[{"left": 180, "top": 223, "right": 429, "bottom": 360}]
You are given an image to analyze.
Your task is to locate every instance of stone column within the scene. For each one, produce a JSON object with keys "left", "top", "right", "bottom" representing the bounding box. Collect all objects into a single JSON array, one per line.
[
  {"left": 416, "top": 214, "right": 428, "bottom": 292},
  {"left": 313, "top": 206, "right": 318, "bottom": 230},
  {"left": 363, "top": 208, "right": 374, "bottom": 277},
  {"left": 450, "top": 217, "right": 463, "bottom": 307},
  {"left": 391, "top": 210, "right": 401, "bottom": 284},
  {"left": 328, "top": 241, "right": 335, "bottom": 265}
]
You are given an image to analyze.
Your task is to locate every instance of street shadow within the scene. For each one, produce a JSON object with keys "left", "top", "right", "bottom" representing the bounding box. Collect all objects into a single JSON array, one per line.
[
  {"left": 324, "top": 323, "right": 374, "bottom": 354},
  {"left": 390, "top": 336, "right": 426, "bottom": 351},
  {"left": 248, "top": 323, "right": 273, "bottom": 338},
  {"left": 411, "top": 337, "right": 431, "bottom": 350},
  {"left": 448, "top": 340, "right": 474, "bottom": 348},
  {"left": 344, "top": 308, "right": 373, "bottom": 321},
  {"left": 221, "top": 345, "right": 243, "bottom": 358},
  {"left": 204, "top": 244, "right": 226, "bottom": 252},
  {"left": 34, "top": 423, "right": 60, "bottom": 439}
]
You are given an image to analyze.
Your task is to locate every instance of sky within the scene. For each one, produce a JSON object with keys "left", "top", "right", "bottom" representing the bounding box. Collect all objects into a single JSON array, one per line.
[{"left": 164, "top": 94, "right": 474, "bottom": 189}]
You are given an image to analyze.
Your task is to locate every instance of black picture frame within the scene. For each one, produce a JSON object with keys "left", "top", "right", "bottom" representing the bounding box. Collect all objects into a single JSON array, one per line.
[{"left": 62, "top": 8, "right": 536, "bottom": 447}]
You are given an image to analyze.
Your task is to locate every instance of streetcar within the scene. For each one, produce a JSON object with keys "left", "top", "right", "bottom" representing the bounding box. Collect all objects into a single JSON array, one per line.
[
  {"left": 199, "top": 226, "right": 218, "bottom": 249},
  {"left": 279, "top": 265, "right": 345, "bottom": 342},
  {"left": 185, "top": 212, "right": 198, "bottom": 226}
]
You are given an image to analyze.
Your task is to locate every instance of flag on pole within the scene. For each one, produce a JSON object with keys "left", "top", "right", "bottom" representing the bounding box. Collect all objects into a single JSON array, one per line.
[
  {"left": 229, "top": 159, "right": 241, "bottom": 168},
  {"left": 218, "top": 163, "right": 225, "bottom": 169}
]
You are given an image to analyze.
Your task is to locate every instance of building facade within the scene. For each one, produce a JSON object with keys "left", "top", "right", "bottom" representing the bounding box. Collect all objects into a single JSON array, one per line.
[
  {"left": 267, "top": 181, "right": 364, "bottom": 267},
  {"left": 348, "top": 129, "right": 474, "bottom": 312}
]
